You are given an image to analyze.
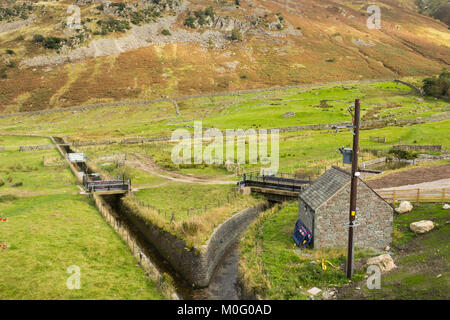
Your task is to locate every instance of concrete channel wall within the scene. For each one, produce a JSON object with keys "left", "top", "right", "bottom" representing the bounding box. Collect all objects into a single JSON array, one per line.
[
  {"left": 54, "top": 135, "right": 268, "bottom": 290},
  {"left": 120, "top": 201, "right": 268, "bottom": 288},
  {"left": 50, "top": 136, "right": 180, "bottom": 299},
  {"left": 92, "top": 194, "right": 180, "bottom": 299}
]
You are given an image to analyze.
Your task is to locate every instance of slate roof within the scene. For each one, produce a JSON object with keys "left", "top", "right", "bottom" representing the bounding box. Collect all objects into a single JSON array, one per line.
[{"left": 299, "top": 166, "right": 351, "bottom": 210}]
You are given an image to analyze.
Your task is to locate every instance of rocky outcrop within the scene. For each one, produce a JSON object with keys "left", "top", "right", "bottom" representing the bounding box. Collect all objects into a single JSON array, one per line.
[
  {"left": 0, "top": 14, "right": 35, "bottom": 34},
  {"left": 213, "top": 16, "right": 252, "bottom": 32}
]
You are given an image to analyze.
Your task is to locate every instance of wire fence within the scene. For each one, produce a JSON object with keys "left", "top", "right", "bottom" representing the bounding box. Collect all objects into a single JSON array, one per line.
[{"left": 130, "top": 190, "right": 240, "bottom": 223}]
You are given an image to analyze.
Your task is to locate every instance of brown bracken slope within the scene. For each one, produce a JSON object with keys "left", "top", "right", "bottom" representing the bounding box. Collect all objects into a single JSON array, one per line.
[{"left": 0, "top": 0, "right": 449, "bottom": 112}]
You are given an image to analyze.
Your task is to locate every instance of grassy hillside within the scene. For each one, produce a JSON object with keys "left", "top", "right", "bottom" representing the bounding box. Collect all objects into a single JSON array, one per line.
[
  {"left": 415, "top": 0, "right": 450, "bottom": 25},
  {"left": 239, "top": 202, "right": 450, "bottom": 300},
  {"left": 238, "top": 203, "right": 368, "bottom": 300},
  {"left": 0, "top": 0, "right": 449, "bottom": 112},
  {"left": 339, "top": 203, "right": 450, "bottom": 299},
  {"left": 0, "top": 135, "right": 165, "bottom": 299}
]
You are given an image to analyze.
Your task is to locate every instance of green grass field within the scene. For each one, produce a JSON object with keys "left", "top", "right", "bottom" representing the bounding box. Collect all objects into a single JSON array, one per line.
[
  {"left": 239, "top": 202, "right": 368, "bottom": 300},
  {"left": 135, "top": 183, "right": 257, "bottom": 217},
  {"left": 0, "top": 80, "right": 447, "bottom": 141},
  {"left": 80, "top": 118, "right": 450, "bottom": 181},
  {"left": 239, "top": 202, "right": 450, "bottom": 300},
  {"left": 0, "top": 79, "right": 448, "bottom": 299},
  {"left": 125, "top": 183, "right": 263, "bottom": 248},
  {"left": 0, "top": 135, "right": 165, "bottom": 299},
  {"left": 340, "top": 203, "right": 449, "bottom": 300},
  {"left": 0, "top": 193, "right": 165, "bottom": 299}
]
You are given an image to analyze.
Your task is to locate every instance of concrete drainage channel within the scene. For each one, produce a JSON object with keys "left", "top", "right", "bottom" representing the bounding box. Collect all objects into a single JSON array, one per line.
[{"left": 52, "top": 136, "right": 266, "bottom": 300}]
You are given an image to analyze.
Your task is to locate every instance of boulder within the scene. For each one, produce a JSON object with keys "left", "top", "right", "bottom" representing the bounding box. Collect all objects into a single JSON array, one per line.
[
  {"left": 395, "top": 201, "right": 413, "bottom": 214},
  {"left": 307, "top": 287, "right": 322, "bottom": 296},
  {"left": 410, "top": 220, "right": 434, "bottom": 234},
  {"left": 443, "top": 204, "right": 450, "bottom": 210},
  {"left": 366, "top": 254, "right": 396, "bottom": 272}
]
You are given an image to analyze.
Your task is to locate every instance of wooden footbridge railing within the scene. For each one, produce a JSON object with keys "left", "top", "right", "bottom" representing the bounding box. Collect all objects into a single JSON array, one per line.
[
  {"left": 239, "top": 172, "right": 313, "bottom": 201},
  {"left": 83, "top": 174, "right": 131, "bottom": 195}
]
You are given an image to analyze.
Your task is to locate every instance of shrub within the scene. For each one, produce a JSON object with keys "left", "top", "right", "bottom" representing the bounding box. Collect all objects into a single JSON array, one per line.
[
  {"left": 111, "top": 2, "right": 126, "bottom": 11},
  {"left": 0, "top": 194, "right": 17, "bottom": 202},
  {"left": 184, "top": 15, "right": 196, "bottom": 28},
  {"left": 231, "top": 28, "right": 242, "bottom": 41},
  {"left": 422, "top": 71, "right": 450, "bottom": 98},
  {"left": 161, "top": 29, "right": 171, "bottom": 36},
  {"left": 97, "top": 18, "right": 131, "bottom": 33},
  {"left": 388, "top": 148, "right": 418, "bottom": 160},
  {"left": 10, "top": 182, "right": 23, "bottom": 188},
  {"left": 32, "top": 34, "right": 45, "bottom": 43},
  {"left": 43, "top": 36, "right": 65, "bottom": 50},
  {"left": 205, "top": 6, "right": 215, "bottom": 19}
]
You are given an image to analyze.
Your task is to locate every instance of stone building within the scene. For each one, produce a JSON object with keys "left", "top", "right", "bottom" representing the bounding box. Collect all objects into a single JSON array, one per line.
[{"left": 298, "top": 166, "right": 393, "bottom": 250}]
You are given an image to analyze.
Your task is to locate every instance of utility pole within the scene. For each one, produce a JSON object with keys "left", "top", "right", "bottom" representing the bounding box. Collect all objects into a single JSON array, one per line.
[{"left": 346, "top": 99, "right": 361, "bottom": 279}]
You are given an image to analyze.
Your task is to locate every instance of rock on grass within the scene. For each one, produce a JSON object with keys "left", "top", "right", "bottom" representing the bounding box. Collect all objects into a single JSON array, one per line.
[
  {"left": 410, "top": 220, "right": 435, "bottom": 234},
  {"left": 366, "top": 254, "right": 396, "bottom": 272}
]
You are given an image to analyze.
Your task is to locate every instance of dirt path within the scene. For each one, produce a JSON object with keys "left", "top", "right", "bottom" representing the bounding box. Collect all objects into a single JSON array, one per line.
[
  {"left": 126, "top": 153, "right": 236, "bottom": 186},
  {"left": 366, "top": 164, "right": 450, "bottom": 190}
]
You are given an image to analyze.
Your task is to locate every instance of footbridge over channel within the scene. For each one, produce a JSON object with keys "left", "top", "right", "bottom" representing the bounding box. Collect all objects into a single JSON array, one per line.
[
  {"left": 239, "top": 172, "right": 313, "bottom": 202},
  {"left": 82, "top": 174, "right": 131, "bottom": 195}
]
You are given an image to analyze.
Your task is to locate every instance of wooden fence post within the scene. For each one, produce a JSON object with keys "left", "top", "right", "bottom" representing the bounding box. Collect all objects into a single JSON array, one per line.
[
  {"left": 442, "top": 188, "right": 446, "bottom": 202},
  {"left": 417, "top": 188, "right": 420, "bottom": 203},
  {"left": 392, "top": 189, "right": 396, "bottom": 205}
]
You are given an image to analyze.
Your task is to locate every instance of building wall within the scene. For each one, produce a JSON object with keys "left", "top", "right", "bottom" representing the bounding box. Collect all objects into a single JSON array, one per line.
[{"left": 313, "top": 182, "right": 393, "bottom": 250}]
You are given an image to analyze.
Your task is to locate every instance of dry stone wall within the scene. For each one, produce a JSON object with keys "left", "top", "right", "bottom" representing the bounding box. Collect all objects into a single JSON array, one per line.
[{"left": 19, "top": 144, "right": 55, "bottom": 151}]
